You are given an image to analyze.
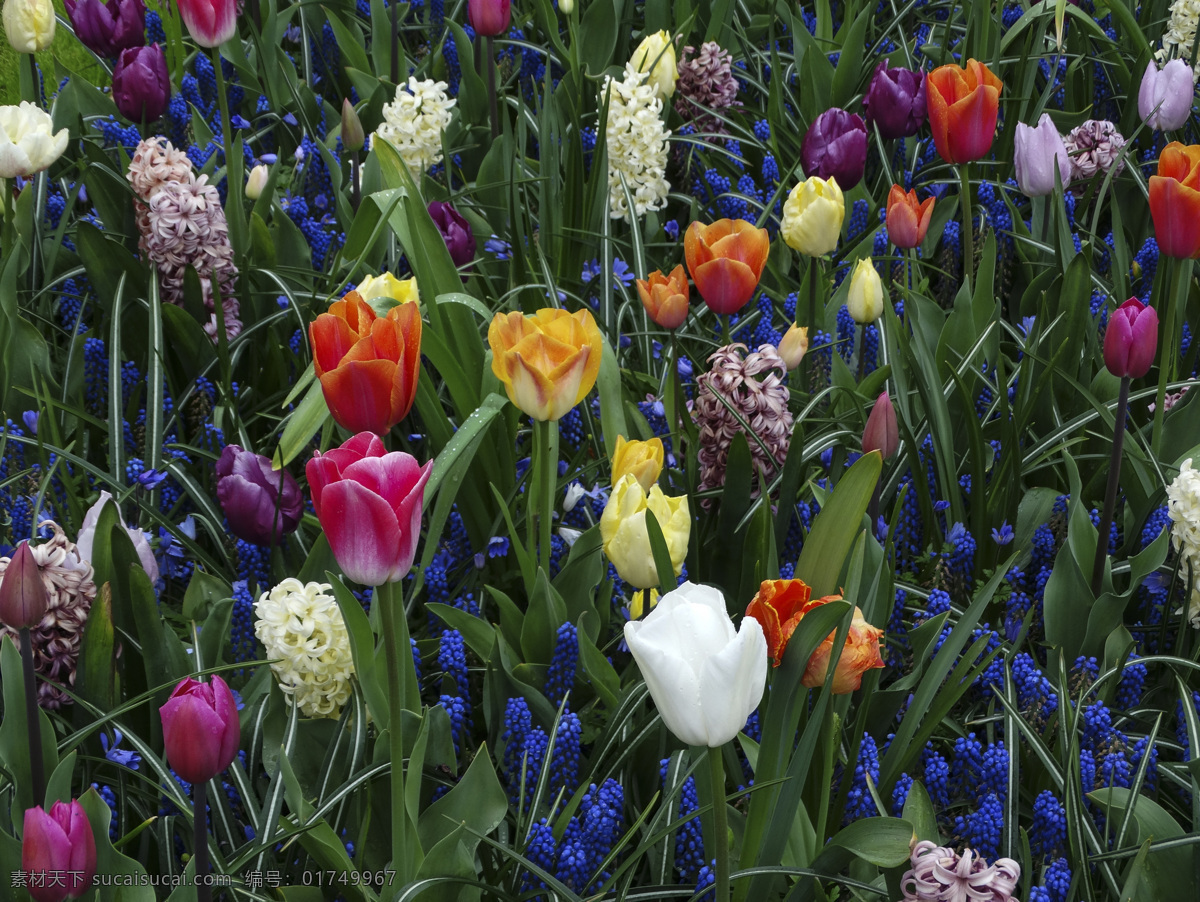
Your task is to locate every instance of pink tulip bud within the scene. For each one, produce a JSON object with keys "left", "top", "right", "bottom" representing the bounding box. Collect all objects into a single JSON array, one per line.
[
  {"left": 1014, "top": 113, "right": 1072, "bottom": 196},
  {"left": 1138, "top": 59, "right": 1195, "bottom": 133},
  {"left": 22, "top": 800, "right": 97, "bottom": 902},
  {"left": 863, "top": 390, "right": 899, "bottom": 459},
  {"left": 175, "top": 0, "right": 236, "bottom": 47},
  {"left": 467, "top": 0, "right": 510, "bottom": 36},
  {"left": 159, "top": 676, "right": 240, "bottom": 783},
  {"left": 0, "top": 540, "right": 48, "bottom": 629},
  {"left": 1104, "top": 298, "right": 1159, "bottom": 378}
]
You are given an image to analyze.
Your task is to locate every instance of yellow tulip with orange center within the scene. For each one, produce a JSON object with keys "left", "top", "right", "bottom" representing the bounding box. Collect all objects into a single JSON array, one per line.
[
  {"left": 612, "top": 435, "right": 664, "bottom": 492},
  {"left": 488, "top": 308, "right": 604, "bottom": 421}
]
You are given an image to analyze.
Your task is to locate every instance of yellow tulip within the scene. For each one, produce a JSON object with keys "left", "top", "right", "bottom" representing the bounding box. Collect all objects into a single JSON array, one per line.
[
  {"left": 3, "top": 0, "right": 54, "bottom": 53},
  {"left": 628, "top": 588, "right": 659, "bottom": 621},
  {"left": 488, "top": 308, "right": 603, "bottom": 421},
  {"left": 846, "top": 258, "right": 885, "bottom": 324},
  {"left": 777, "top": 324, "right": 809, "bottom": 370},
  {"left": 600, "top": 474, "right": 690, "bottom": 589},
  {"left": 355, "top": 272, "right": 419, "bottom": 308},
  {"left": 630, "top": 30, "right": 678, "bottom": 99},
  {"left": 612, "top": 435, "right": 664, "bottom": 492},
  {"left": 781, "top": 176, "right": 844, "bottom": 257}
]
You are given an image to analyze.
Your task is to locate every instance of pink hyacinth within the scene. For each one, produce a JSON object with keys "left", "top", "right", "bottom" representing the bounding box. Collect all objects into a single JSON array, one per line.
[
  {"left": 900, "top": 841, "right": 1021, "bottom": 902},
  {"left": 1062, "top": 119, "right": 1126, "bottom": 183},
  {"left": 675, "top": 42, "right": 740, "bottom": 132}
]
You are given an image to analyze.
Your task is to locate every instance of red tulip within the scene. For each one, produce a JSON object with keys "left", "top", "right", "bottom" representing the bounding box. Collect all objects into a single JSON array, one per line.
[
  {"left": 23, "top": 800, "right": 96, "bottom": 902},
  {"left": 683, "top": 219, "right": 770, "bottom": 316},
  {"left": 1104, "top": 298, "right": 1159, "bottom": 379},
  {"left": 175, "top": 0, "right": 235, "bottom": 47},
  {"left": 925, "top": 59, "right": 1003, "bottom": 164},
  {"left": 1148, "top": 142, "right": 1200, "bottom": 260},
  {"left": 0, "top": 540, "right": 48, "bottom": 629},
  {"left": 306, "top": 432, "right": 432, "bottom": 586},
  {"left": 862, "top": 390, "right": 898, "bottom": 459},
  {"left": 159, "top": 675, "right": 240, "bottom": 783},
  {"left": 885, "top": 184, "right": 934, "bottom": 250}
]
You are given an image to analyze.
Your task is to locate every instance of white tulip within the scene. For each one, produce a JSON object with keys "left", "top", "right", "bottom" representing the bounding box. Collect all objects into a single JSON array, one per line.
[
  {"left": 623, "top": 581, "right": 767, "bottom": 747},
  {"left": 0, "top": 102, "right": 68, "bottom": 179},
  {"left": 75, "top": 491, "right": 160, "bottom": 585}
]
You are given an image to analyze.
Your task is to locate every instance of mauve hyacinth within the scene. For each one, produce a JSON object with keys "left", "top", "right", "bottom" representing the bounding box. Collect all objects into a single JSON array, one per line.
[
  {"left": 1062, "top": 119, "right": 1126, "bottom": 182},
  {"left": 0, "top": 524, "right": 96, "bottom": 709},
  {"left": 801, "top": 108, "right": 868, "bottom": 190},
  {"left": 428, "top": 200, "right": 476, "bottom": 270},
  {"left": 64, "top": 0, "right": 144, "bottom": 57},
  {"left": 694, "top": 343, "right": 793, "bottom": 498},
  {"left": 674, "top": 41, "right": 740, "bottom": 132},
  {"left": 863, "top": 61, "right": 926, "bottom": 139},
  {"left": 901, "top": 841, "right": 1021, "bottom": 902}
]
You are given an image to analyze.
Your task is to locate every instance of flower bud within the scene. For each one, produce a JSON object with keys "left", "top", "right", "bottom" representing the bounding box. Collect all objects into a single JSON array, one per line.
[
  {"left": 112, "top": 44, "right": 170, "bottom": 123},
  {"left": 341, "top": 98, "right": 364, "bottom": 153},
  {"left": 781, "top": 176, "right": 844, "bottom": 258},
  {"left": 630, "top": 30, "right": 678, "bottom": 100},
  {"left": 64, "top": 0, "right": 145, "bottom": 57},
  {"left": 159, "top": 675, "right": 241, "bottom": 783},
  {"left": 467, "top": 0, "right": 510, "bottom": 36},
  {"left": 23, "top": 800, "right": 97, "bottom": 902},
  {"left": 846, "top": 258, "right": 885, "bottom": 324},
  {"left": 559, "top": 0, "right": 573, "bottom": 12},
  {"left": 0, "top": 540, "right": 48, "bottom": 629},
  {"left": 427, "top": 200, "right": 475, "bottom": 270},
  {"left": 800, "top": 107, "right": 867, "bottom": 190},
  {"left": 778, "top": 323, "right": 809, "bottom": 370},
  {"left": 1014, "top": 113, "right": 1072, "bottom": 196},
  {"left": 862, "top": 389, "right": 899, "bottom": 459},
  {"left": 611, "top": 435, "right": 664, "bottom": 492},
  {"left": 1103, "top": 297, "right": 1159, "bottom": 378},
  {"left": 885, "top": 184, "right": 934, "bottom": 250},
  {"left": 636, "top": 264, "right": 689, "bottom": 329},
  {"left": 245, "top": 163, "right": 269, "bottom": 199},
  {"left": 1138, "top": 59, "right": 1195, "bottom": 133}
]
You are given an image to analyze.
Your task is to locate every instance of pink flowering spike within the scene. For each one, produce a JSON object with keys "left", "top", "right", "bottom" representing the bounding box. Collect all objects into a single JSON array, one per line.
[
  {"left": 1104, "top": 297, "right": 1159, "bottom": 379},
  {"left": 862, "top": 390, "right": 899, "bottom": 459},
  {"left": 159, "top": 675, "right": 240, "bottom": 783},
  {"left": 23, "top": 800, "right": 97, "bottom": 902}
]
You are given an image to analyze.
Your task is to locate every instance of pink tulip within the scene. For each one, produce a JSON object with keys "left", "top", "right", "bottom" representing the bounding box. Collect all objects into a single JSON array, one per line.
[
  {"left": 306, "top": 432, "right": 432, "bottom": 586},
  {"left": 23, "top": 801, "right": 97, "bottom": 902},
  {"left": 0, "top": 540, "right": 48, "bottom": 629},
  {"left": 159, "top": 676, "right": 240, "bottom": 783},
  {"left": 863, "top": 390, "right": 899, "bottom": 459},
  {"left": 467, "top": 0, "right": 510, "bottom": 35},
  {"left": 175, "top": 0, "right": 236, "bottom": 47},
  {"left": 1104, "top": 298, "right": 1159, "bottom": 379}
]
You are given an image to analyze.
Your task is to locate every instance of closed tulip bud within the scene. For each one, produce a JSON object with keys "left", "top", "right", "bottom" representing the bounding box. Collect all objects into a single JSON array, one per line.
[
  {"left": 926, "top": 59, "right": 1003, "bottom": 164},
  {"left": 862, "top": 61, "right": 927, "bottom": 139},
  {"left": 428, "top": 200, "right": 476, "bottom": 270},
  {"left": 245, "top": 163, "right": 269, "bottom": 199},
  {"left": 355, "top": 272, "right": 420, "bottom": 306},
  {"left": 215, "top": 444, "right": 303, "bottom": 545},
  {"left": 64, "top": 0, "right": 145, "bottom": 57},
  {"left": 637, "top": 265, "right": 689, "bottom": 329},
  {"left": 1014, "top": 113, "right": 1072, "bottom": 196},
  {"left": 846, "top": 258, "right": 885, "bottom": 324},
  {"left": 0, "top": 540, "right": 48, "bottom": 629},
  {"left": 341, "top": 98, "right": 364, "bottom": 153},
  {"left": 611, "top": 435, "right": 664, "bottom": 492},
  {"left": 3, "top": 0, "right": 55, "bottom": 52},
  {"left": 1149, "top": 142, "right": 1200, "bottom": 259},
  {"left": 624, "top": 581, "right": 767, "bottom": 747},
  {"left": 558, "top": 0, "right": 572, "bottom": 12},
  {"left": 777, "top": 323, "right": 809, "bottom": 370},
  {"left": 159, "top": 675, "right": 240, "bottom": 783},
  {"left": 862, "top": 389, "right": 898, "bottom": 459},
  {"left": 488, "top": 308, "right": 604, "bottom": 421},
  {"left": 112, "top": 44, "right": 171, "bottom": 123},
  {"left": 684, "top": 218, "right": 770, "bottom": 316},
  {"left": 600, "top": 474, "right": 690, "bottom": 589},
  {"left": 781, "top": 176, "right": 845, "bottom": 257},
  {"left": 1104, "top": 298, "right": 1159, "bottom": 378},
  {"left": 885, "top": 184, "right": 934, "bottom": 249},
  {"left": 175, "top": 0, "right": 236, "bottom": 47},
  {"left": 22, "top": 800, "right": 96, "bottom": 902},
  {"left": 630, "top": 30, "right": 678, "bottom": 100},
  {"left": 1138, "top": 59, "right": 1195, "bottom": 133},
  {"left": 801, "top": 107, "right": 868, "bottom": 190},
  {"left": 467, "top": 0, "right": 510, "bottom": 36}
]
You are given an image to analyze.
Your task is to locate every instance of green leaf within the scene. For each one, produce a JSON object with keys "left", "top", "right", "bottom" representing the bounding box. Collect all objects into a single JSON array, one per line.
[
  {"left": 901, "top": 780, "right": 939, "bottom": 845},
  {"left": 278, "top": 379, "right": 331, "bottom": 467},
  {"left": 644, "top": 507, "right": 679, "bottom": 591},
  {"left": 75, "top": 583, "right": 116, "bottom": 713},
  {"left": 1089, "top": 786, "right": 1187, "bottom": 902},
  {"left": 579, "top": 0, "right": 621, "bottom": 74},
  {"left": 597, "top": 332, "right": 627, "bottom": 460},
  {"left": 521, "top": 571, "right": 569, "bottom": 665},
  {"left": 78, "top": 787, "right": 157, "bottom": 901},
  {"left": 794, "top": 451, "right": 882, "bottom": 597},
  {"left": 417, "top": 742, "right": 508, "bottom": 852},
  {"left": 427, "top": 604, "right": 496, "bottom": 662},
  {"left": 327, "top": 575, "right": 389, "bottom": 728}
]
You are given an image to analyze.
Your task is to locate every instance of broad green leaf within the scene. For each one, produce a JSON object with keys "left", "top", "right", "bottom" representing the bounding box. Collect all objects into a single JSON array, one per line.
[{"left": 795, "top": 451, "right": 882, "bottom": 597}]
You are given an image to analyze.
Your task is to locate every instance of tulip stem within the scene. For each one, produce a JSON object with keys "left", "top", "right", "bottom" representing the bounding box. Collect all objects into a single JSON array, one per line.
[
  {"left": 857, "top": 324, "right": 867, "bottom": 382},
  {"left": 708, "top": 747, "right": 730, "bottom": 902},
  {"left": 350, "top": 150, "right": 361, "bottom": 212},
  {"left": 805, "top": 257, "right": 821, "bottom": 394},
  {"left": 390, "top": 0, "right": 400, "bottom": 84},
  {"left": 959, "top": 163, "right": 974, "bottom": 289},
  {"left": 1152, "top": 259, "right": 1190, "bottom": 456},
  {"left": 377, "top": 580, "right": 412, "bottom": 885},
  {"left": 1091, "top": 376, "right": 1129, "bottom": 597},
  {"left": 486, "top": 36, "right": 500, "bottom": 140},
  {"left": 193, "top": 780, "right": 211, "bottom": 902},
  {"left": 532, "top": 419, "right": 556, "bottom": 574},
  {"left": 19, "top": 628, "right": 45, "bottom": 805},
  {"left": 211, "top": 47, "right": 235, "bottom": 163}
]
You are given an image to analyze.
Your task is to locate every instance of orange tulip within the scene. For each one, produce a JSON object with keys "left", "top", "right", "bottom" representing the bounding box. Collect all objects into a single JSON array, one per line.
[
  {"left": 637, "top": 265, "right": 689, "bottom": 330},
  {"left": 488, "top": 308, "right": 603, "bottom": 421},
  {"left": 925, "top": 59, "right": 1003, "bottom": 164},
  {"left": 683, "top": 218, "right": 770, "bottom": 316},
  {"left": 309, "top": 292, "right": 422, "bottom": 436},
  {"left": 885, "top": 184, "right": 935, "bottom": 249},
  {"left": 1149, "top": 142, "right": 1200, "bottom": 260},
  {"left": 745, "top": 578, "right": 813, "bottom": 666},
  {"left": 801, "top": 596, "right": 885, "bottom": 694}
]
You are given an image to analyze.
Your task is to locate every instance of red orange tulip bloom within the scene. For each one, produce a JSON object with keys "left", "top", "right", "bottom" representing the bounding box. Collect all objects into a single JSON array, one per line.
[
  {"left": 926, "top": 59, "right": 1003, "bottom": 164},
  {"left": 800, "top": 596, "right": 885, "bottom": 693},
  {"left": 885, "top": 185, "right": 935, "bottom": 249},
  {"left": 637, "top": 265, "right": 689, "bottom": 329},
  {"left": 1149, "top": 142, "right": 1200, "bottom": 259},
  {"left": 684, "top": 218, "right": 770, "bottom": 316},
  {"left": 745, "top": 578, "right": 813, "bottom": 666},
  {"left": 488, "top": 308, "right": 604, "bottom": 421},
  {"left": 309, "top": 292, "right": 422, "bottom": 436}
]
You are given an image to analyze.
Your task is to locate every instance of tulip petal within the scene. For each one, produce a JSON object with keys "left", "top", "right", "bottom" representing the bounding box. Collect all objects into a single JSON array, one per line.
[
  {"left": 320, "top": 478, "right": 405, "bottom": 585},
  {"left": 693, "top": 257, "right": 758, "bottom": 315},
  {"left": 319, "top": 358, "right": 399, "bottom": 435},
  {"left": 946, "top": 85, "right": 1000, "bottom": 163},
  {"left": 1150, "top": 176, "right": 1200, "bottom": 259},
  {"left": 624, "top": 619, "right": 707, "bottom": 746},
  {"left": 698, "top": 617, "right": 767, "bottom": 746},
  {"left": 210, "top": 675, "right": 242, "bottom": 772},
  {"left": 160, "top": 692, "right": 226, "bottom": 783}
]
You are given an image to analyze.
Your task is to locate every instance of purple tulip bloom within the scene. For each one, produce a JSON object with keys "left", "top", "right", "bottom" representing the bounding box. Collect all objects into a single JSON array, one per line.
[
  {"left": 65, "top": 0, "right": 145, "bottom": 57},
  {"left": 428, "top": 201, "right": 476, "bottom": 272},
  {"left": 112, "top": 44, "right": 170, "bottom": 123},
  {"left": 863, "top": 61, "right": 927, "bottom": 139},
  {"left": 1104, "top": 298, "right": 1159, "bottom": 379},
  {"left": 215, "top": 444, "right": 303, "bottom": 546},
  {"left": 800, "top": 107, "right": 868, "bottom": 190}
]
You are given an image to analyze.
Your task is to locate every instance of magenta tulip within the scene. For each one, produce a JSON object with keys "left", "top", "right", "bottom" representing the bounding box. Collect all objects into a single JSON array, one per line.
[
  {"left": 175, "top": 0, "right": 236, "bottom": 47},
  {"left": 1104, "top": 298, "right": 1159, "bottom": 379},
  {"left": 0, "top": 540, "right": 48, "bottom": 629},
  {"left": 862, "top": 390, "right": 899, "bottom": 459},
  {"left": 306, "top": 432, "right": 432, "bottom": 586},
  {"left": 159, "top": 675, "right": 240, "bottom": 783},
  {"left": 468, "top": 0, "right": 510, "bottom": 35},
  {"left": 22, "top": 801, "right": 97, "bottom": 902}
]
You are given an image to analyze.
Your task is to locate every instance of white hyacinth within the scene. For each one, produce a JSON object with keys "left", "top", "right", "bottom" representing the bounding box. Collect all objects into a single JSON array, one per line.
[
  {"left": 604, "top": 62, "right": 671, "bottom": 222},
  {"left": 1160, "top": 0, "right": 1200, "bottom": 73},
  {"left": 254, "top": 578, "right": 356, "bottom": 717},
  {"left": 372, "top": 77, "right": 456, "bottom": 179},
  {"left": 1166, "top": 459, "right": 1200, "bottom": 626}
]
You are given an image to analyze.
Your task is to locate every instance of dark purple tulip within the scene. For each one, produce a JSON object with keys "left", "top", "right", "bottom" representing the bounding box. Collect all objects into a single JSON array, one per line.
[
  {"left": 800, "top": 107, "right": 868, "bottom": 190},
  {"left": 428, "top": 201, "right": 476, "bottom": 272},
  {"left": 215, "top": 444, "right": 303, "bottom": 546},
  {"left": 862, "top": 61, "right": 927, "bottom": 140},
  {"left": 65, "top": 0, "right": 145, "bottom": 57},
  {"left": 112, "top": 44, "right": 170, "bottom": 123}
]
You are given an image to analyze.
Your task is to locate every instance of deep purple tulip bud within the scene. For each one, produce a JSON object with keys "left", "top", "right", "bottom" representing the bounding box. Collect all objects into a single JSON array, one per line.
[
  {"left": 215, "top": 444, "right": 303, "bottom": 546},
  {"left": 1104, "top": 297, "right": 1159, "bottom": 378},
  {"left": 862, "top": 61, "right": 927, "bottom": 139},
  {"left": 1014, "top": 113, "right": 1072, "bottom": 196},
  {"left": 1138, "top": 59, "right": 1195, "bottom": 132},
  {"left": 22, "top": 800, "right": 97, "bottom": 902},
  {"left": 159, "top": 676, "right": 240, "bottom": 784},
  {"left": 468, "top": 0, "right": 510, "bottom": 35},
  {"left": 0, "top": 541, "right": 48, "bottom": 629},
  {"left": 112, "top": 44, "right": 170, "bottom": 123},
  {"left": 428, "top": 200, "right": 476, "bottom": 271},
  {"left": 64, "top": 0, "right": 145, "bottom": 57},
  {"left": 862, "top": 389, "right": 899, "bottom": 459},
  {"left": 800, "top": 107, "right": 868, "bottom": 190}
]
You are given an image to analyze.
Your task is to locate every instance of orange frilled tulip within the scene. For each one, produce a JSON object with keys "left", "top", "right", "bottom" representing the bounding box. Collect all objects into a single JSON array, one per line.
[
  {"left": 802, "top": 596, "right": 885, "bottom": 694},
  {"left": 488, "top": 308, "right": 603, "bottom": 421},
  {"left": 745, "top": 578, "right": 813, "bottom": 666},
  {"left": 885, "top": 184, "right": 935, "bottom": 250},
  {"left": 637, "top": 265, "right": 689, "bottom": 330},
  {"left": 1149, "top": 142, "right": 1200, "bottom": 259},
  {"left": 925, "top": 59, "right": 1003, "bottom": 165},
  {"left": 309, "top": 292, "right": 422, "bottom": 436},
  {"left": 683, "top": 219, "right": 770, "bottom": 316}
]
